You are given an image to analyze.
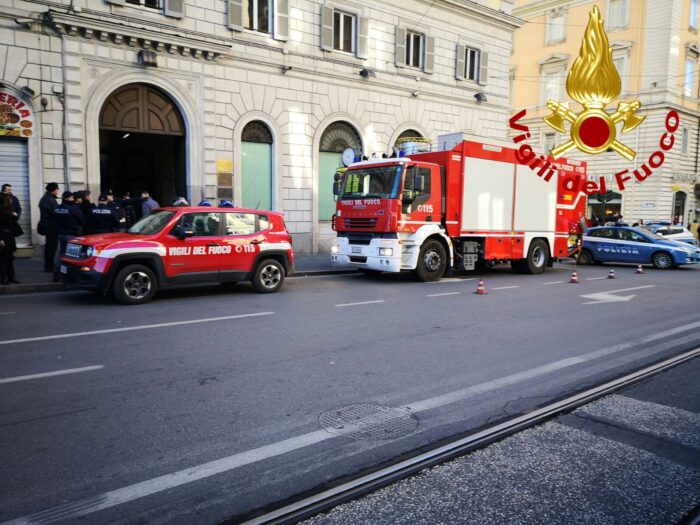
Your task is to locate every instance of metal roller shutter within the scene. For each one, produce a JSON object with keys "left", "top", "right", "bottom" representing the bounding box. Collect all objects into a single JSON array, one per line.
[{"left": 0, "top": 139, "right": 31, "bottom": 246}]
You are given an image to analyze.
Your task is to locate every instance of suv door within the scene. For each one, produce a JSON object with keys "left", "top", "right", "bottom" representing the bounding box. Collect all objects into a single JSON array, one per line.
[
  {"left": 219, "top": 212, "right": 266, "bottom": 281},
  {"left": 165, "top": 211, "right": 223, "bottom": 279},
  {"left": 402, "top": 165, "right": 440, "bottom": 225}
]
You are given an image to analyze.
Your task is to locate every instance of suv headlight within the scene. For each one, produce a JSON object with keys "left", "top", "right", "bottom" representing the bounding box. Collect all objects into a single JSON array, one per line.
[
  {"left": 331, "top": 245, "right": 340, "bottom": 254},
  {"left": 378, "top": 247, "right": 393, "bottom": 256}
]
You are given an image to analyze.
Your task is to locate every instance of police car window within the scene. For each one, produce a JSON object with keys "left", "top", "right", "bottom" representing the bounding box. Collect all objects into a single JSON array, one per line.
[
  {"left": 590, "top": 229, "right": 612, "bottom": 238},
  {"left": 225, "top": 213, "right": 257, "bottom": 235},
  {"left": 176, "top": 212, "right": 221, "bottom": 237},
  {"left": 258, "top": 215, "right": 270, "bottom": 231},
  {"left": 619, "top": 230, "right": 647, "bottom": 242}
]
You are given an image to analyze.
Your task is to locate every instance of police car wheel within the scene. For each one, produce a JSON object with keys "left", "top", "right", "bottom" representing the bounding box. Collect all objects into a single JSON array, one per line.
[
  {"left": 252, "top": 259, "right": 285, "bottom": 293},
  {"left": 652, "top": 251, "right": 674, "bottom": 270},
  {"left": 113, "top": 264, "right": 157, "bottom": 305},
  {"left": 578, "top": 249, "right": 594, "bottom": 265}
]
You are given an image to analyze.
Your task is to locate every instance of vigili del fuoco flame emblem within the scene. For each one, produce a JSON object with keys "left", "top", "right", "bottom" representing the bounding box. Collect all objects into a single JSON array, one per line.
[{"left": 544, "top": 6, "right": 645, "bottom": 160}]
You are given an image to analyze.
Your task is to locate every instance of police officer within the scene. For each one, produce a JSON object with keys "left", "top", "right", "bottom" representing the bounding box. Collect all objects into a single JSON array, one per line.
[
  {"left": 53, "top": 191, "right": 84, "bottom": 282},
  {"left": 106, "top": 190, "right": 126, "bottom": 231},
  {"left": 86, "top": 194, "right": 122, "bottom": 234}
]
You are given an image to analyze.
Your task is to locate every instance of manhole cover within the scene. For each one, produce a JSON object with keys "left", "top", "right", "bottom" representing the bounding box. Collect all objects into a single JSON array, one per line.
[{"left": 319, "top": 403, "right": 418, "bottom": 440}]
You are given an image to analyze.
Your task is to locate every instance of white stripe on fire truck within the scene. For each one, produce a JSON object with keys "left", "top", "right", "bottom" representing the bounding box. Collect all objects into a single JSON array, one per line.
[{"left": 99, "top": 246, "right": 167, "bottom": 259}]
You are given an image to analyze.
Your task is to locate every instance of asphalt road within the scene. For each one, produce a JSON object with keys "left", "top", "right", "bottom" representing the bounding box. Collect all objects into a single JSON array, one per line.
[{"left": 1, "top": 262, "right": 699, "bottom": 524}]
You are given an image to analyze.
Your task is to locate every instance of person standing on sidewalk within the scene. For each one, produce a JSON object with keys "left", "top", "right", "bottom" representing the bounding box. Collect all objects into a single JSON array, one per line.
[
  {"left": 52, "top": 191, "right": 84, "bottom": 282},
  {"left": 38, "top": 182, "right": 60, "bottom": 272},
  {"left": 0, "top": 193, "right": 20, "bottom": 284},
  {"left": 140, "top": 191, "right": 160, "bottom": 218},
  {"left": 1, "top": 183, "right": 21, "bottom": 218},
  {"left": 86, "top": 194, "right": 121, "bottom": 234}
]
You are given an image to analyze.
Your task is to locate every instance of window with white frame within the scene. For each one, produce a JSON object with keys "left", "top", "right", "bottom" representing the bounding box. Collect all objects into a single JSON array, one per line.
[
  {"left": 465, "top": 47, "right": 480, "bottom": 82},
  {"left": 682, "top": 128, "right": 689, "bottom": 153},
  {"left": 542, "top": 67, "right": 564, "bottom": 103},
  {"left": 544, "top": 133, "right": 556, "bottom": 154},
  {"left": 692, "top": 0, "right": 698, "bottom": 30},
  {"left": 612, "top": 53, "right": 628, "bottom": 92},
  {"left": 607, "top": 0, "right": 628, "bottom": 29},
  {"left": 126, "top": 0, "right": 160, "bottom": 9},
  {"left": 245, "top": 0, "right": 271, "bottom": 33},
  {"left": 685, "top": 57, "right": 696, "bottom": 96},
  {"left": 334, "top": 10, "right": 356, "bottom": 53},
  {"left": 405, "top": 31, "right": 424, "bottom": 68},
  {"left": 546, "top": 13, "right": 566, "bottom": 44}
]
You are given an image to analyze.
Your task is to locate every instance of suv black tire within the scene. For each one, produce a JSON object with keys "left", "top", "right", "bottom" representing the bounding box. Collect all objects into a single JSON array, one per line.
[
  {"left": 252, "top": 259, "right": 285, "bottom": 293},
  {"left": 112, "top": 264, "right": 157, "bottom": 305},
  {"left": 415, "top": 240, "right": 447, "bottom": 282}
]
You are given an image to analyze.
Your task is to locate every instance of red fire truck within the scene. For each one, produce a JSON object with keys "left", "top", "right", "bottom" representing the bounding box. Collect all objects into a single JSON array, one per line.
[{"left": 330, "top": 140, "right": 587, "bottom": 281}]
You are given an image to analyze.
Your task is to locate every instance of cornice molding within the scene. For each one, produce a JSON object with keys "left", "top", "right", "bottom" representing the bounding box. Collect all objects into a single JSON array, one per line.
[
  {"left": 432, "top": 0, "right": 524, "bottom": 30},
  {"left": 46, "top": 10, "right": 230, "bottom": 62},
  {"left": 514, "top": 0, "right": 591, "bottom": 20}
]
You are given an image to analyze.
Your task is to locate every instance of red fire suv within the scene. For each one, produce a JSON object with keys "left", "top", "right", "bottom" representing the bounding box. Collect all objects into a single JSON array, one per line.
[{"left": 61, "top": 206, "right": 294, "bottom": 304}]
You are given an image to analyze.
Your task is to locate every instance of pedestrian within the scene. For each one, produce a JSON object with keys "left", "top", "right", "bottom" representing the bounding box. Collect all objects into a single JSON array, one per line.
[
  {"left": 106, "top": 190, "right": 126, "bottom": 230},
  {"left": 172, "top": 196, "right": 189, "bottom": 206},
  {"left": 38, "top": 182, "right": 60, "bottom": 272},
  {"left": 690, "top": 220, "right": 699, "bottom": 244},
  {"left": 0, "top": 193, "right": 20, "bottom": 284},
  {"left": 80, "top": 190, "right": 94, "bottom": 217},
  {"left": 1, "top": 183, "right": 21, "bottom": 218},
  {"left": 52, "top": 191, "right": 84, "bottom": 282},
  {"left": 86, "top": 194, "right": 122, "bottom": 234},
  {"left": 141, "top": 191, "right": 160, "bottom": 217}
]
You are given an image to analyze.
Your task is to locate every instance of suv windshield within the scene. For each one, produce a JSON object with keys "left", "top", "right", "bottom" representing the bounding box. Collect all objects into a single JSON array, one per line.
[
  {"left": 128, "top": 210, "right": 175, "bottom": 235},
  {"left": 339, "top": 165, "right": 402, "bottom": 200}
]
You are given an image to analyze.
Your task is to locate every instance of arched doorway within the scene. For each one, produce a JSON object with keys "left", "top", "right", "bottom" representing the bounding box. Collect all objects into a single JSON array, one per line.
[
  {"left": 318, "top": 121, "right": 362, "bottom": 221},
  {"left": 394, "top": 129, "right": 429, "bottom": 155},
  {"left": 99, "top": 84, "right": 186, "bottom": 209},
  {"left": 672, "top": 191, "right": 687, "bottom": 224},
  {"left": 241, "top": 121, "right": 273, "bottom": 210}
]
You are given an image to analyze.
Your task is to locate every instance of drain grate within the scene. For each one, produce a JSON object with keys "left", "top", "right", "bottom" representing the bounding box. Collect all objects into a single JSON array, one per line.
[{"left": 319, "top": 403, "right": 418, "bottom": 441}]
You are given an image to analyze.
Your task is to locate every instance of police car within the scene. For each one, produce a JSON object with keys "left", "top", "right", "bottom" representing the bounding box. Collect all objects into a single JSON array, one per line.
[
  {"left": 580, "top": 226, "right": 700, "bottom": 269},
  {"left": 61, "top": 206, "right": 294, "bottom": 304}
]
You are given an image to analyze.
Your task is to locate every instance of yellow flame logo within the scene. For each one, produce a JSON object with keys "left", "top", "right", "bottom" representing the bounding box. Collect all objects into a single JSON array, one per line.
[{"left": 543, "top": 6, "right": 645, "bottom": 160}]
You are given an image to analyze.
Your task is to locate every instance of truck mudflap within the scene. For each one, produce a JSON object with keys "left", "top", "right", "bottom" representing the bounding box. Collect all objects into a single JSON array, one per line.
[{"left": 331, "top": 237, "right": 402, "bottom": 272}]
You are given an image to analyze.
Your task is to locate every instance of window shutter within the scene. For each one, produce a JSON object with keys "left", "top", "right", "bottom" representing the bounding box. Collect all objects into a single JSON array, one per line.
[
  {"left": 163, "top": 0, "right": 184, "bottom": 18},
  {"left": 321, "top": 5, "right": 334, "bottom": 51},
  {"left": 479, "top": 51, "right": 488, "bottom": 85},
  {"left": 228, "top": 0, "right": 243, "bottom": 31},
  {"left": 395, "top": 27, "right": 407, "bottom": 67},
  {"left": 424, "top": 36, "right": 435, "bottom": 74},
  {"left": 105, "top": 0, "right": 125, "bottom": 5},
  {"left": 455, "top": 44, "right": 465, "bottom": 80},
  {"left": 274, "top": 0, "right": 289, "bottom": 41},
  {"left": 357, "top": 16, "right": 369, "bottom": 59}
]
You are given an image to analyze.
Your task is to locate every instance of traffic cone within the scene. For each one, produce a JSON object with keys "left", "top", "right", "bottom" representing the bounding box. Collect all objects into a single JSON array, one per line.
[
  {"left": 474, "top": 278, "right": 488, "bottom": 295},
  {"left": 636, "top": 264, "right": 644, "bottom": 274},
  {"left": 608, "top": 268, "right": 616, "bottom": 279},
  {"left": 570, "top": 270, "right": 579, "bottom": 283}
]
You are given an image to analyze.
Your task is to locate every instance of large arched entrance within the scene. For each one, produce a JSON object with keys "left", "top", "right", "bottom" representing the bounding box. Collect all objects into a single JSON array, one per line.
[
  {"left": 318, "top": 121, "right": 362, "bottom": 222},
  {"left": 99, "top": 83, "right": 186, "bottom": 208},
  {"left": 241, "top": 121, "right": 273, "bottom": 210}
]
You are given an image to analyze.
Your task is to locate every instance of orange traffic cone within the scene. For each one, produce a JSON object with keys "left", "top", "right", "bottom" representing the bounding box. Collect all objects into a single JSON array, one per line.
[
  {"left": 570, "top": 270, "right": 579, "bottom": 283},
  {"left": 636, "top": 264, "right": 644, "bottom": 274},
  {"left": 608, "top": 268, "right": 616, "bottom": 279},
  {"left": 474, "top": 278, "right": 488, "bottom": 295}
]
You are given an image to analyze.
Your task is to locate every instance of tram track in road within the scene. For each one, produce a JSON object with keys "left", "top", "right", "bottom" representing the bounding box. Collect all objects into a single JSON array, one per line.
[{"left": 240, "top": 347, "right": 700, "bottom": 525}]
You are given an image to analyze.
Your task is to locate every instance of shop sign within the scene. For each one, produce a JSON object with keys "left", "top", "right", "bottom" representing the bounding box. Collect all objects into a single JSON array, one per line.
[{"left": 0, "top": 91, "right": 33, "bottom": 138}]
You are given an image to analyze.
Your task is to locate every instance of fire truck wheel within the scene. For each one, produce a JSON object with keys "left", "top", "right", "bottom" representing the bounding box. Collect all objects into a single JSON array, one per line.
[
  {"left": 252, "top": 259, "right": 285, "bottom": 293},
  {"left": 578, "top": 249, "right": 594, "bottom": 265},
  {"left": 517, "top": 239, "right": 549, "bottom": 275},
  {"left": 416, "top": 240, "right": 447, "bottom": 282},
  {"left": 112, "top": 264, "right": 157, "bottom": 305}
]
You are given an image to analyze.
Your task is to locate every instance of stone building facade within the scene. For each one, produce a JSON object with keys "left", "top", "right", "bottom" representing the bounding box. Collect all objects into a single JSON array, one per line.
[{"left": 0, "top": 0, "right": 519, "bottom": 253}]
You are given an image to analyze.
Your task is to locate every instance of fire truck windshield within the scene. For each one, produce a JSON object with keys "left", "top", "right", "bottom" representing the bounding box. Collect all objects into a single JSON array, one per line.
[
  {"left": 339, "top": 165, "right": 403, "bottom": 200},
  {"left": 128, "top": 210, "right": 176, "bottom": 235}
]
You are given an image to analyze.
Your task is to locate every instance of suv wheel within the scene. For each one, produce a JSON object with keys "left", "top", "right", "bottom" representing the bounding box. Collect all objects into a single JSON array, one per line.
[
  {"left": 113, "top": 264, "right": 157, "bottom": 305},
  {"left": 252, "top": 259, "right": 285, "bottom": 293}
]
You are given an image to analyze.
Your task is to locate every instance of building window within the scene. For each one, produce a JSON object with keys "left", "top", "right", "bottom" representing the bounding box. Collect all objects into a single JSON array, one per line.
[
  {"left": 546, "top": 13, "right": 566, "bottom": 44},
  {"left": 542, "top": 68, "right": 564, "bottom": 103},
  {"left": 405, "top": 31, "right": 424, "bottom": 68},
  {"left": 241, "top": 121, "right": 274, "bottom": 211},
  {"left": 607, "top": 0, "right": 628, "bottom": 29},
  {"left": 464, "top": 47, "right": 481, "bottom": 82},
  {"left": 126, "top": 0, "right": 160, "bottom": 9},
  {"left": 334, "top": 10, "right": 356, "bottom": 53},
  {"left": 246, "top": 0, "right": 271, "bottom": 34},
  {"left": 682, "top": 128, "right": 689, "bottom": 154},
  {"left": 692, "top": 0, "right": 698, "bottom": 30},
  {"left": 613, "top": 53, "right": 628, "bottom": 92},
  {"left": 685, "top": 58, "right": 696, "bottom": 96},
  {"left": 544, "top": 133, "right": 556, "bottom": 154}
]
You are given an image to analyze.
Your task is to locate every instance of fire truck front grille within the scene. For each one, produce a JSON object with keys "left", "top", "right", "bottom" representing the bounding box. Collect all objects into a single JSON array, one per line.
[
  {"left": 349, "top": 256, "right": 368, "bottom": 263},
  {"left": 344, "top": 218, "right": 377, "bottom": 229}
]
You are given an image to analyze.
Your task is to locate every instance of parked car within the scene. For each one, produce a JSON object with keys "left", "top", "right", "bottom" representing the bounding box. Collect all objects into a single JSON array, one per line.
[
  {"left": 61, "top": 206, "right": 294, "bottom": 304},
  {"left": 644, "top": 224, "right": 698, "bottom": 246},
  {"left": 580, "top": 226, "right": 700, "bottom": 269}
]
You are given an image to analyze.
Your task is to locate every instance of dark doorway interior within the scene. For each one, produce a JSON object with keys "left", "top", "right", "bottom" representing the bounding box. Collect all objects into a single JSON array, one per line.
[{"left": 99, "top": 130, "right": 186, "bottom": 208}]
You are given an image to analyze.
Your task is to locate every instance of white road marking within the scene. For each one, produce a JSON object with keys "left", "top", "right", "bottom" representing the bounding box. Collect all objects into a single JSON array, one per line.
[
  {"left": 585, "top": 277, "right": 606, "bottom": 281},
  {"left": 9, "top": 317, "right": 700, "bottom": 524},
  {"left": 492, "top": 286, "right": 519, "bottom": 290},
  {"left": 0, "top": 366, "right": 104, "bottom": 385},
  {"left": 334, "top": 300, "right": 384, "bottom": 307},
  {"left": 426, "top": 292, "right": 461, "bottom": 297},
  {"left": 0, "top": 312, "right": 275, "bottom": 346},
  {"left": 542, "top": 281, "right": 564, "bottom": 285},
  {"left": 581, "top": 285, "right": 655, "bottom": 305}
]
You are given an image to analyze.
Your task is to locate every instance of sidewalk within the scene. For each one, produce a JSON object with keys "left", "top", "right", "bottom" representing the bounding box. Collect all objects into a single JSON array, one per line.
[{"left": 0, "top": 253, "right": 352, "bottom": 295}]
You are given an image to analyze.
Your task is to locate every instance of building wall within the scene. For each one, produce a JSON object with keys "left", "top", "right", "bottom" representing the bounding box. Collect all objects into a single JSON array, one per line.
[{"left": 0, "top": 0, "right": 520, "bottom": 253}]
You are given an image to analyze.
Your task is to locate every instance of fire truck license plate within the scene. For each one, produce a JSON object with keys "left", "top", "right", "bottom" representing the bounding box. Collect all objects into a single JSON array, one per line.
[{"left": 352, "top": 246, "right": 362, "bottom": 254}]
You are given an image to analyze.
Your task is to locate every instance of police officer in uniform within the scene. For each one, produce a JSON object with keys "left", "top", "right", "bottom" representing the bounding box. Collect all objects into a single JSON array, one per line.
[
  {"left": 86, "top": 194, "right": 122, "bottom": 234},
  {"left": 53, "top": 191, "right": 85, "bottom": 282},
  {"left": 106, "top": 190, "right": 126, "bottom": 231}
]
